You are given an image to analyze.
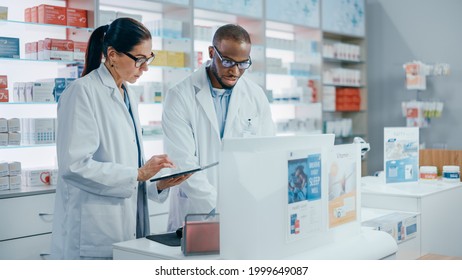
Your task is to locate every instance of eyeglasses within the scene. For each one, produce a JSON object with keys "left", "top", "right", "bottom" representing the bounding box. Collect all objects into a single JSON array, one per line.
[
  {"left": 122, "top": 51, "right": 155, "bottom": 67},
  {"left": 213, "top": 45, "right": 252, "bottom": 70}
]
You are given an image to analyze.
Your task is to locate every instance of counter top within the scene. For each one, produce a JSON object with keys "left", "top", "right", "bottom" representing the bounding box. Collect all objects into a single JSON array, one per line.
[
  {"left": 0, "top": 185, "right": 56, "bottom": 199},
  {"left": 361, "top": 176, "right": 462, "bottom": 198}
]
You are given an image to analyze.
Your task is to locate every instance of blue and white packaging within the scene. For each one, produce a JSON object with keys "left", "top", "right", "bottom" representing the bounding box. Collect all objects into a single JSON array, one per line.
[{"left": 0, "top": 37, "right": 20, "bottom": 58}]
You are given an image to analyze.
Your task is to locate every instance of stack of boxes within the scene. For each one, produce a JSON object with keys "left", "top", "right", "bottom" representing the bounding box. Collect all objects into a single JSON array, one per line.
[
  {"left": 11, "top": 78, "right": 74, "bottom": 103},
  {"left": 0, "top": 118, "right": 20, "bottom": 146},
  {"left": 0, "top": 162, "right": 21, "bottom": 191},
  {"left": 24, "top": 4, "right": 87, "bottom": 28},
  {"left": 323, "top": 86, "right": 361, "bottom": 112}
]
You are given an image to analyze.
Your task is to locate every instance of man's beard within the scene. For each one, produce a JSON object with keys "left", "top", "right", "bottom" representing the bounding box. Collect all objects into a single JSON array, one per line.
[{"left": 210, "top": 63, "right": 237, "bottom": 90}]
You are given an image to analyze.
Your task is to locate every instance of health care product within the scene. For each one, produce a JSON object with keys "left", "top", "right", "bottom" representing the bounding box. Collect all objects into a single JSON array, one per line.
[
  {"left": 442, "top": 165, "right": 460, "bottom": 183},
  {"left": 419, "top": 166, "right": 437, "bottom": 181}
]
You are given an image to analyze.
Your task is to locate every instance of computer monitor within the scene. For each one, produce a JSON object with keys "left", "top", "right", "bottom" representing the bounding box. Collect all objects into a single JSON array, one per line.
[{"left": 218, "top": 135, "right": 340, "bottom": 259}]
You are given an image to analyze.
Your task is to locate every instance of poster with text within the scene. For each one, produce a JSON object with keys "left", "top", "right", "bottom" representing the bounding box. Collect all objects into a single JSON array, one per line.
[
  {"left": 287, "top": 150, "right": 322, "bottom": 242},
  {"left": 384, "top": 127, "right": 419, "bottom": 184},
  {"left": 328, "top": 144, "right": 360, "bottom": 228}
]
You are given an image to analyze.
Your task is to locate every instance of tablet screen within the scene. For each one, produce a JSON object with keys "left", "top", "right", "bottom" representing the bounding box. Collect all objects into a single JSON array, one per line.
[{"left": 149, "top": 162, "right": 219, "bottom": 182}]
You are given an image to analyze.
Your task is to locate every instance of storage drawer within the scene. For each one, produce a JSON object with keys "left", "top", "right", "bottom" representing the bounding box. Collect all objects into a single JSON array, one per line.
[
  {"left": 0, "top": 233, "right": 52, "bottom": 260},
  {"left": 0, "top": 193, "right": 55, "bottom": 241}
]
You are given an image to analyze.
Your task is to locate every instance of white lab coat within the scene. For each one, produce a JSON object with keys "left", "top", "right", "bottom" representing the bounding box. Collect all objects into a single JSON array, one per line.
[
  {"left": 51, "top": 64, "right": 168, "bottom": 259},
  {"left": 162, "top": 61, "right": 275, "bottom": 231}
]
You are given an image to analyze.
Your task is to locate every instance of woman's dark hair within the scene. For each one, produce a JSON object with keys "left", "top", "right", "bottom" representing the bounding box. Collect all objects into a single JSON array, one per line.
[{"left": 82, "top": 17, "right": 151, "bottom": 77}]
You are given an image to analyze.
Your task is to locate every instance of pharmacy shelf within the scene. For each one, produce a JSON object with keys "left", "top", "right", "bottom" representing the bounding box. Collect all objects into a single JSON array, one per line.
[
  {"left": 0, "top": 19, "right": 94, "bottom": 32},
  {"left": 0, "top": 57, "right": 83, "bottom": 64}
]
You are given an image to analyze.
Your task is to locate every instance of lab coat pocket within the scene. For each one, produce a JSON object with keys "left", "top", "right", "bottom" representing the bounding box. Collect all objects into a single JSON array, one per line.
[
  {"left": 237, "top": 111, "right": 260, "bottom": 137},
  {"left": 80, "top": 202, "right": 124, "bottom": 257}
]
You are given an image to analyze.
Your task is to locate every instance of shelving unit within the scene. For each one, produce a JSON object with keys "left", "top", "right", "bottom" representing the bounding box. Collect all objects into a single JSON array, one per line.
[
  {"left": 0, "top": 0, "right": 369, "bottom": 246},
  {"left": 320, "top": 0, "right": 367, "bottom": 174}
]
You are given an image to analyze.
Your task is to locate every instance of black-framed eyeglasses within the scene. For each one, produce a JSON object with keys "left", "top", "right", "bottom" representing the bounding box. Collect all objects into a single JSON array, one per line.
[
  {"left": 213, "top": 45, "right": 252, "bottom": 70},
  {"left": 122, "top": 51, "right": 155, "bottom": 67}
]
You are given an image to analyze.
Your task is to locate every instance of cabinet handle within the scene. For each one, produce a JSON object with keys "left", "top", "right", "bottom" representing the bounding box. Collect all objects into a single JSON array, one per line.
[
  {"left": 38, "top": 213, "right": 53, "bottom": 217},
  {"left": 40, "top": 253, "right": 51, "bottom": 257}
]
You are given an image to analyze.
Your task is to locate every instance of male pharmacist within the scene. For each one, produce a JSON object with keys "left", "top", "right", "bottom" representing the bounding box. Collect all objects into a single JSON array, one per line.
[{"left": 162, "top": 24, "right": 275, "bottom": 231}]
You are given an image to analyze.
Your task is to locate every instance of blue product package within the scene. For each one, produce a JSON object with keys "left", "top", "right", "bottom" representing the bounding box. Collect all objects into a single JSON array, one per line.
[{"left": 0, "top": 37, "right": 20, "bottom": 59}]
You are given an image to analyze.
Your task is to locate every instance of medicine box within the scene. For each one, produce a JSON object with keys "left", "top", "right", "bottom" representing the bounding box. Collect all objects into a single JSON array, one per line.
[
  {"left": 74, "top": 41, "right": 87, "bottom": 61},
  {"left": 24, "top": 7, "right": 31, "bottom": 22},
  {"left": 31, "top": 6, "right": 38, "bottom": 23},
  {"left": 0, "top": 6, "right": 7, "bottom": 20},
  {"left": 9, "top": 175, "right": 21, "bottom": 190},
  {"left": 32, "top": 82, "right": 55, "bottom": 102},
  {"left": 0, "top": 133, "right": 7, "bottom": 146},
  {"left": 151, "top": 50, "right": 168, "bottom": 66},
  {"left": 0, "top": 162, "right": 8, "bottom": 177},
  {"left": 167, "top": 51, "right": 185, "bottom": 68},
  {"left": 0, "top": 75, "right": 7, "bottom": 88},
  {"left": 8, "top": 132, "right": 21, "bottom": 146},
  {"left": 0, "top": 176, "right": 9, "bottom": 191},
  {"left": 29, "top": 118, "right": 55, "bottom": 144},
  {"left": 67, "top": 8, "right": 87, "bottom": 28},
  {"left": 0, "top": 37, "right": 20, "bottom": 59},
  {"left": 25, "top": 42, "right": 38, "bottom": 60},
  {"left": 0, "top": 118, "right": 7, "bottom": 132},
  {"left": 42, "top": 38, "right": 75, "bottom": 61},
  {"left": 38, "top": 4, "right": 66, "bottom": 26},
  {"left": 22, "top": 168, "right": 52, "bottom": 186},
  {"left": 8, "top": 162, "right": 22, "bottom": 176},
  {"left": 362, "top": 212, "right": 418, "bottom": 244},
  {"left": 0, "top": 89, "right": 8, "bottom": 102},
  {"left": 7, "top": 118, "right": 20, "bottom": 132}
]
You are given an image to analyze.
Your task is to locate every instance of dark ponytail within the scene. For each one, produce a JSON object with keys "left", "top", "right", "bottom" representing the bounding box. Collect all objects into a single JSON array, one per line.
[{"left": 81, "top": 18, "right": 151, "bottom": 77}]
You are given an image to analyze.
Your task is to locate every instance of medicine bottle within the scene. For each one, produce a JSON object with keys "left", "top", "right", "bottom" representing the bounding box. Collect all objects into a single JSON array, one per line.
[
  {"left": 442, "top": 165, "right": 460, "bottom": 183},
  {"left": 419, "top": 166, "right": 437, "bottom": 181}
]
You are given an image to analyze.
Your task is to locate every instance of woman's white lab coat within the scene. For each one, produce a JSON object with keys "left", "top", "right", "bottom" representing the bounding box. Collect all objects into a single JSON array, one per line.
[
  {"left": 162, "top": 61, "right": 275, "bottom": 231},
  {"left": 51, "top": 64, "right": 168, "bottom": 259}
]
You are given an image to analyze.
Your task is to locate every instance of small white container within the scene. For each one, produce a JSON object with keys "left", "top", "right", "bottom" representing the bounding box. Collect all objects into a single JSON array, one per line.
[
  {"left": 442, "top": 165, "right": 460, "bottom": 183},
  {"left": 419, "top": 166, "right": 437, "bottom": 181}
]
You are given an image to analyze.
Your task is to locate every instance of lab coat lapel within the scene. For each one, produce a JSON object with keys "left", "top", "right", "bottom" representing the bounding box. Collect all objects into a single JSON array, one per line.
[
  {"left": 193, "top": 65, "right": 220, "bottom": 138},
  {"left": 96, "top": 64, "right": 137, "bottom": 139},
  {"left": 223, "top": 81, "right": 241, "bottom": 138}
]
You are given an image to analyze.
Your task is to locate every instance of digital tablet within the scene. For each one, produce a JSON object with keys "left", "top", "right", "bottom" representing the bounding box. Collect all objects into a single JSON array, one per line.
[{"left": 149, "top": 162, "right": 219, "bottom": 182}]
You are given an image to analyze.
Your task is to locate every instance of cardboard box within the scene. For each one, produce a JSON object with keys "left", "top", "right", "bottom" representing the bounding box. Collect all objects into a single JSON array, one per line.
[
  {"left": 32, "top": 82, "right": 55, "bottom": 102},
  {"left": 0, "top": 162, "right": 8, "bottom": 176},
  {"left": 8, "top": 162, "right": 21, "bottom": 176},
  {"left": 67, "top": 8, "right": 87, "bottom": 28},
  {"left": 31, "top": 6, "right": 38, "bottom": 23},
  {"left": 24, "top": 7, "right": 31, "bottom": 22},
  {"left": 0, "top": 118, "right": 7, "bottom": 132},
  {"left": 38, "top": 4, "right": 66, "bottom": 26},
  {"left": 73, "top": 41, "right": 87, "bottom": 61},
  {"left": 7, "top": 118, "right": 20, "bottom": 132},
  {"left": 42, "top": 38, "right": 74, "bottom": 61},
  {"left": 0, "top": 89, "right": 8, "bottom": 102},
  {"left": 150, "top": 50, "right": 168, "bottom": 66},
  {"left": 0, "top": 37, "right": 20, "bottom": 59},
  {"left": 0, "top": 75, "right": 7, "bottom": 88},
  {"left": 0, "top": 176, "right": 9, "bottom": 191},
  {"left": 0, "top": 133, "right": 7, "bottom": 146},
  {"left": 8, "top": 132, "right": 21, "bottom": 146},
  {"left": 29, "top": 118, "right": 55, "bottom": 144},
  {"left": 0, "top": 6, "right": 7, "bottom": 20},
  {"left": 8, "top": 175, "right": 21, "bottom": 190},
  {"left": 25, "top": 42, "right": 38, "bottom": 60},
  {"left": 167, "top": 51, "right": 185, "bottom": 68},
  {"left": 22, "top": 168, "right": 52, "bottom": 186}
]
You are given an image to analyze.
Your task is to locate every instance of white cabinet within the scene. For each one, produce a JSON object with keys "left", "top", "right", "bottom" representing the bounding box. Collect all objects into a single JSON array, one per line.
[
  {"left": 0, "top": 191, "right": 55, "bottom": 259},
  {"left": 361, "top": 176, "right": 462, "bottom": 257}
]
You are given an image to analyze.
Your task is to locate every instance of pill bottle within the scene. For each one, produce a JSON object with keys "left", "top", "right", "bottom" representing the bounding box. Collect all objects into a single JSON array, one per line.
[
  {"left": 442, "top": 165, "right": 460, "bottom": 183},
  {"left": 419, "top": 166, "right": 437, "bottom": 181}
]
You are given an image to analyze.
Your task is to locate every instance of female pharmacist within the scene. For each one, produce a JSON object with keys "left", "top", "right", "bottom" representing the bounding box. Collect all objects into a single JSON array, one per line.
[{"left": 51, "top": 18, "right": 190, "bottom": 259}]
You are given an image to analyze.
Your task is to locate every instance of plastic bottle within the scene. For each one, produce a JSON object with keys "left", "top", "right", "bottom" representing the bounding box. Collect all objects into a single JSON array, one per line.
[{"left": 442, "top": 165, "right": 460, "bottom": 183}]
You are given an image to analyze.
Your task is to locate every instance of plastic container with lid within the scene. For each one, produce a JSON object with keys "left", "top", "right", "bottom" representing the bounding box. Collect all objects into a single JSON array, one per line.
[
  {"left": 442, "top": 165, "right": 460, "bottom": 183},
  {"left": 419, "top": 166, "right": 437, "bottom": 181}
]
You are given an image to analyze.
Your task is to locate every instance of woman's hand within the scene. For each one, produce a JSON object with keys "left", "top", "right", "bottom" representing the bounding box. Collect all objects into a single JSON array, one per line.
[
  {"left": 137, "top": 154, "right": 175, "bottom": 182},
  {"left": 156, "top": 174, "right": 192, "bottom": 190}
]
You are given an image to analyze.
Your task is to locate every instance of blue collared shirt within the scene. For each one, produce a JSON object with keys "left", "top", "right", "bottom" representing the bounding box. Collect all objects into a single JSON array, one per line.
[{"left": 207, "top": 77, "right": 232, "bottom": 139}]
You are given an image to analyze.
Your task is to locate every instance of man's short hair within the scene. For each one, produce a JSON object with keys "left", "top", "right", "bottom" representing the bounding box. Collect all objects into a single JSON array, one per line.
[{"left": 212, "top": 24, "right": 251, "bottom": 46}]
